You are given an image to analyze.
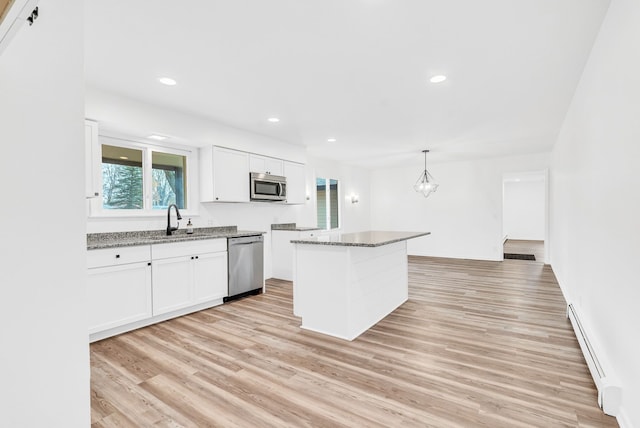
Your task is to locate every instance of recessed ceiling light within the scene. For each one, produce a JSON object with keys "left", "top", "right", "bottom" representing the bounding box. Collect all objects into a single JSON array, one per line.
[
  {"left": 147, "top": 134, "right": 167, "bottom": 141},
  {"left": 327, "top": 138, "right": 337, "bottom": 143},
  {"left": 429, "top": 75, "right": 447, "bottom": 83},
  {"left": 158, "top": 77, "right": 177, "bottom": 86},
  {"left": 267, "top": 117, "right": 280, "bottom": 123}
]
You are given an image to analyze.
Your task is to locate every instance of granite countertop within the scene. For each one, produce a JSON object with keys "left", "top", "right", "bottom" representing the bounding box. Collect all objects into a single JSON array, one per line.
[
  {"left": 271, "top": 223, "right": 321, "bottom": 232},
  {"left": 87, "top": 226, "right": 265, "bottom": 250},
  {"left": 290, "top": 231, "right": 430, "bottom": 247}
]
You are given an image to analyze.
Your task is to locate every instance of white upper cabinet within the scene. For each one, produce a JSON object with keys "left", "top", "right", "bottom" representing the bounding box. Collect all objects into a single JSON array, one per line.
[
  {"left": 249, "top": 154, "right": 283, "bottom": 176},
  {"left": 200, "top": 145, "right": 305, "bottom": 204},
  {"left": 85, "top": 119, "right": 101, "bottom": 199},
  {"left": 200, "top": 146, "right": 250, "bottom": 202},
  {"left": 284, "top": 161, "right": 306, "bottom": 204}
]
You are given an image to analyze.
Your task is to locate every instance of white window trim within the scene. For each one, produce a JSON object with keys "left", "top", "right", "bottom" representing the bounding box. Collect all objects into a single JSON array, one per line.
[
  {"left": 89, "top": 134, "right": 199, "bottom": 218},
  {"left": 315, "top": 175, "right": 341, "bottom": 231}
]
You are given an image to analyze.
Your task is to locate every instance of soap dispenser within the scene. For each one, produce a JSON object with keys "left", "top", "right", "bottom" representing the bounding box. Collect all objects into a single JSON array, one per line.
[{"left": 186, "top": 218, "right": 194, "bottom": 234}]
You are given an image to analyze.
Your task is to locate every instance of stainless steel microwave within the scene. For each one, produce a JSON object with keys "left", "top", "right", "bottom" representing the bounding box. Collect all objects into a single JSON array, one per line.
[{"left": 250, "top": 172, "right": 287, "bottom": 201}]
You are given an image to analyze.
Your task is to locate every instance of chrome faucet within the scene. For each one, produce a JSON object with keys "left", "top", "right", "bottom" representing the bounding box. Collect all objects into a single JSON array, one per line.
[{"left": 166, "top": 204, "right": 182, "bottom": 235}]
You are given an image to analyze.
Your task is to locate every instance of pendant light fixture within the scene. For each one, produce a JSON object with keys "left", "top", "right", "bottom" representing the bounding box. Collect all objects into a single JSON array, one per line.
[{"left": 414, "top": 149, "right": 439, "bottom": 198}]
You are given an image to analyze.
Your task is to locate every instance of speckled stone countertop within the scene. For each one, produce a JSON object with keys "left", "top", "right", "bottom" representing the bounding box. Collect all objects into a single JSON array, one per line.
[
  {"left": 290, "top": 231, "right": 430, "bottom": 247},
  {"left": 87, "top": 226, "right": 265, "bottom": 250},
  {"left": 271, "top": 223, "right": 321, "bottom": 232}
]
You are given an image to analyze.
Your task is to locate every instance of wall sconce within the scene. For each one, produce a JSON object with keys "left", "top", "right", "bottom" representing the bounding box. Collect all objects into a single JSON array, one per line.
[{"left": 350, "top": 194, "right": 359, "bottom": 204}]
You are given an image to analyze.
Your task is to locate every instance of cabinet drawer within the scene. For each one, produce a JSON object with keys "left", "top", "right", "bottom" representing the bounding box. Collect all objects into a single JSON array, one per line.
[
  {"left": 87, "top": 245, "right": 151, "bottom": 269},
  {"left": 152, "top": 238, "right": 227, "bottom": 259}
]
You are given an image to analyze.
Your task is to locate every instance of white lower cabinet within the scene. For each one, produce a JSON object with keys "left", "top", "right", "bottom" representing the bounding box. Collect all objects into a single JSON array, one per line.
[
  {"left": 193, "top": 251, "right": 228, "bottom": 303},
  {"left": 87, "top": 246, "right": 153, "bottom": 335},
  {"left": 87, "top": 238, "right": 228, "bottom": 340},
  {"left": 151, "top": 239, "right": 228, "bottom": 317},
  {"left": 151, "top": 256, "right": 193, "bottom": 316},
  {"left": 272, "top": 230, "right": 317, "bottom": 281}
]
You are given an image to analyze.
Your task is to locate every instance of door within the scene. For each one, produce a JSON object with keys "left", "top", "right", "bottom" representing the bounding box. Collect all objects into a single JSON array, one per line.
[
  {"left": 250, "top": 154, "right": 283, "bottom": 176},
  {"left": 212, "top": 147, "right": 250, "bottom": 202},
  {"left": 283, "top": 161, "right": 306, "bottom": 204},
  {"left": 87, "top": 262, "right": 152, "bottom": 334},
  {"left": 193, "top": 251, "right": 228, "bottom": 303},
  {"left": 152, "top": 256, "right": 192, "bottom": 315}
]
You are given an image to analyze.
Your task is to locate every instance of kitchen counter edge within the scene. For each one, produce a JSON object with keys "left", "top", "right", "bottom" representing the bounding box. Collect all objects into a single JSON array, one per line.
[
  {"left": 88, "top": 229, "right": 265, "bottom": 250},
  {"left": 290, "top": 231, "right": 431, "bottom": 248}
]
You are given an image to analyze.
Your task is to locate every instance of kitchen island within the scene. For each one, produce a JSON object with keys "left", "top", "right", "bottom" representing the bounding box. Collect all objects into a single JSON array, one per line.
[{"left": 291, "top": 231, "right": 430, "bottom": 340}]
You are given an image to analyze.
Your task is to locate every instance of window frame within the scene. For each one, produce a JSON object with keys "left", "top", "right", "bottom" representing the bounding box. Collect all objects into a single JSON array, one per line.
[
  {"left": 89, "top": 135, "right": 197, "bottom": 218},
  {"left": 315, "top": 176, "right": 341, "bottom": 231}
]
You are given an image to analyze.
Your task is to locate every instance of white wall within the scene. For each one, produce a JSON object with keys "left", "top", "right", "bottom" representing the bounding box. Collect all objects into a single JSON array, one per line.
[
  {"left": 0, "top": 1, "right": 89, "bottom": 426},
  {"left": 308, "top": 156, "right": 371, "bottom": 234},
  {"left": 550, "top": 0, "right": 640, "bottom": 425},
  {"left": 503, "top": 178, "right": 545, "bottom": 240},
  {"left": 86, "top": 87, "right": 306, "bottom": 163},
  {"left": 371, "top": 153, "right": 550, "bottom": 261}
]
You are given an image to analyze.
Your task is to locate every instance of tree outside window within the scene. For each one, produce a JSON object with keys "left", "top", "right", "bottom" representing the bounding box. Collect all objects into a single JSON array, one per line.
[
  {"left": 100, "top": 143, "right": 187, "bottom": 211},
  {"left": 102, "top": 145, "right": 143, "bottom": 209}
]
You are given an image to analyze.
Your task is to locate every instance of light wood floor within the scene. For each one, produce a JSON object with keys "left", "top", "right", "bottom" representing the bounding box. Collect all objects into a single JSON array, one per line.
[
  {"left": 91, "top": 257, "right": 617, "bottom": 427},
  {"left": 504, "top": 239, "right": 545, "bottom": 262}
]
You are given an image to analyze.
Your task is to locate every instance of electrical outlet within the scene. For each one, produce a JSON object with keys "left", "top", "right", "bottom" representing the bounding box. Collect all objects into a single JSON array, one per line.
[{"left": 207, "top": 219, "right": 214, "bottom": 226}]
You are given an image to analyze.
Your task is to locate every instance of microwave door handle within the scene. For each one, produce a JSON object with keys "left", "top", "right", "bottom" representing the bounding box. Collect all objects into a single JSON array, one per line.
[{"left": 277, "top": 183, "right": 283, "bottom": 197}]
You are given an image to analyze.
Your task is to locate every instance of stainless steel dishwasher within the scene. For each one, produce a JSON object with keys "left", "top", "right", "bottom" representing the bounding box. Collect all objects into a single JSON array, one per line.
[{"left": 225, "top": 235, "right": 264, "bottom": 302}]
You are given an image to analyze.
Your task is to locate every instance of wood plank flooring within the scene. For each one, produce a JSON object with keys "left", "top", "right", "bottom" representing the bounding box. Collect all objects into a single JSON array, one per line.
[
  {"left": 91, "top": 256, "right": 618, "bottom": 427},
  {"left": 504, "top": 239, "right": 545, "bottom": 262}
]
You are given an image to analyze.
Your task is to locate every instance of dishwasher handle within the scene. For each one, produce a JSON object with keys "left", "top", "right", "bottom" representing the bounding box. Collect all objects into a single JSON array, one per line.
[{"left": 227, "top": 235, "right": 264, "bottom": 247}]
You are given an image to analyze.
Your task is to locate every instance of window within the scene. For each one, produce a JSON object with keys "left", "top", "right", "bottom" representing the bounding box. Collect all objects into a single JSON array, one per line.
[
  {"left": 95, "top": 137, "right": 191, "bottom": 215},
  {"left": 316, "top": 177, "right": 340, "bottom": 230},
  {"left": 102, "top": 145, "right": 143, "bottom": 209},
  {"left": 151, "top": 151, "right": 187, "bottom": 210}
]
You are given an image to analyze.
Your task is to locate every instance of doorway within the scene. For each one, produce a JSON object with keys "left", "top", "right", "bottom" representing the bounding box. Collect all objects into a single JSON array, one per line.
[{"left": 502, "top": 170, "right": 549, "bottom": 263}]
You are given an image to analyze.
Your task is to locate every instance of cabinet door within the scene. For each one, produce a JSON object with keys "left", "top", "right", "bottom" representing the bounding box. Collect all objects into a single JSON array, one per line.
[
  {"left": 87, "top": 262, "right": 152, "bottom": 334},
  {"left": 193, "top": 252, "right": 228, "bottom": 303},
  {"left": 283, "top": 161, "right": 306, "bottom": 204},
  {"left": 271, "top": 230, "right": 298, "bottom": 281},
  {"left": 213, "top": 147, "right": 250, "bottom": 202},
  {"left": 250, "top": 154, "right": 283, "bottom": 176},
  {"left": 85, "top": 119, "right": 101, "bottom": 199},
  {"left": 152, "top": 256, "right": 193, "bottom": 316}
]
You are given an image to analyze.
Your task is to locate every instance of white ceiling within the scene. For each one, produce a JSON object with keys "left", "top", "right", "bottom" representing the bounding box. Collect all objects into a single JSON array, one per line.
[{"left": 84, "top": 0, "right": 610, "bottom": 168}]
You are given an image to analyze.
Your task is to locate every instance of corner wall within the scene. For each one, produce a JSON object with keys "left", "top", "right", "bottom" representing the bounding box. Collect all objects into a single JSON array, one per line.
[
  {"left": 371, "top": 153, "right": 549, "bottom": 260},
  {"left": 0, "top": 0, "right": 89, "bottom": 426},
  {"left": 550, "top": 0, "right": 640, "bottom": 425}
]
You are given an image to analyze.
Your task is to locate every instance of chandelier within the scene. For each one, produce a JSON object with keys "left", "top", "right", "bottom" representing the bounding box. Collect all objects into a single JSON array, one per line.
[{"left": 414, "top": 149, "right": 439, "bottom": 198}]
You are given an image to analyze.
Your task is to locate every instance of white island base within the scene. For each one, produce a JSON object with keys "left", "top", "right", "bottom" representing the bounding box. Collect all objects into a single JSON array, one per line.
[{"left": 293, "top": 239, "right": 410, "bottom": 341}]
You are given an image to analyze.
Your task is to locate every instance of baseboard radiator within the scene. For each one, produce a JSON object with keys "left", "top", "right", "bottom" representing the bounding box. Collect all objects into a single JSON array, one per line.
[{"left": 567, "top": 303, "right": 621, "bottom": 416}]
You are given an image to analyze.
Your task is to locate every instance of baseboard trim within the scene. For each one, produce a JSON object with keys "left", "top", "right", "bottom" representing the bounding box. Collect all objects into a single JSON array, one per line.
[
  {"left": 616, "top": 408, "right": 632, "bottom": 428},
  {"left": 567, "top": 303, "right": 621, "bottom": 416}
]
